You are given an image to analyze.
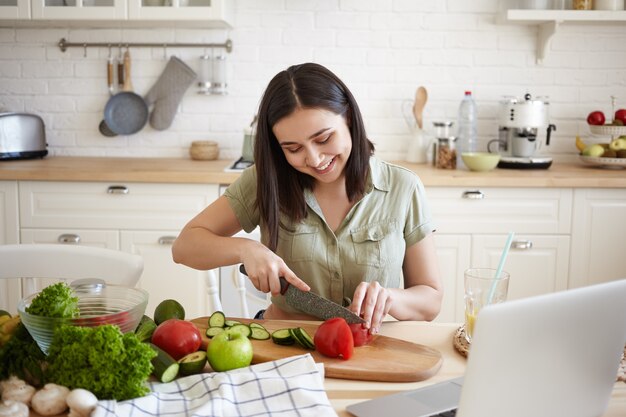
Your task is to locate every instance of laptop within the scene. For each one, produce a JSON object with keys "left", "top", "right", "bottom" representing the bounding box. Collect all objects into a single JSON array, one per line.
[{"left": 347, "top": 279, "right": 626, "bottom": 417}]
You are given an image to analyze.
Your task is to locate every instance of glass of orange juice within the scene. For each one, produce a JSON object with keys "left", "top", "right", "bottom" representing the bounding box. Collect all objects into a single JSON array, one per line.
[{"left": 464, "top": 268, "right": 510, "bottom": 343}]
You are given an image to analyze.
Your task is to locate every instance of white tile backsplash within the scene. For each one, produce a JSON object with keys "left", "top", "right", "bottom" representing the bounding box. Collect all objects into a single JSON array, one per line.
[{"left": 0, "top": 1, "right": 625, "bottom": 160}]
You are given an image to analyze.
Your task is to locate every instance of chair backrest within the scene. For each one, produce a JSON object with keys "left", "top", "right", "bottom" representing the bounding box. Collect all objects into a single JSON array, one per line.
[{"left": 0, "top": 244, "right": 144, "bottom": 297}]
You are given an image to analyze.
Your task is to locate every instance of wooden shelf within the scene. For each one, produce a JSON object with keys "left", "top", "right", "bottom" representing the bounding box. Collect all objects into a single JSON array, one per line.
[{"left": 500, "top": 9, "right": 626, "bottom": 64}]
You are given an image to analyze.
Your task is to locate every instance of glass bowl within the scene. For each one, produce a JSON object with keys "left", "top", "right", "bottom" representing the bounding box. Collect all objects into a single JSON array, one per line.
[{"left": 18, "top": 284, "right": 148, "bottom": 355}]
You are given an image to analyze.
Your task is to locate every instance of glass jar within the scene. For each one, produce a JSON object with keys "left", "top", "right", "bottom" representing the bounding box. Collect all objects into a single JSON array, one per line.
[
  {"left": 436, "top": 137, "right": 457, "bottom": 169},
  {"left": 573, "top": 0, "right": 593, "bottom": 9}
]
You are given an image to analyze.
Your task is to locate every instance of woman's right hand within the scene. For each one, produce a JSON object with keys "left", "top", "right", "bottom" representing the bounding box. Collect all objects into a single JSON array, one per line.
[{"left": 240, "top": 242, "right": 310, "bottom": 296}]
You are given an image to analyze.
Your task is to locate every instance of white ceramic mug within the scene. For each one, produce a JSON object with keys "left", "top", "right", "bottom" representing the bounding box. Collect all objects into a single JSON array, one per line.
[{"left": 511, "top": 137, "right": 541, "bottom": 157}]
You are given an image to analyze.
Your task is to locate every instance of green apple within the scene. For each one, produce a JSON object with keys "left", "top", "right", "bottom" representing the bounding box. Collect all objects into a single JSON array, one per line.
[
  {"left": 609, "top": 138, "right": 626, "bottom": 151},
  {"left": 206, "top": 329, "right": 253, "bottom": 372},
  {"left": 582, "top": 144, "right": 605, "bottom": 157}
]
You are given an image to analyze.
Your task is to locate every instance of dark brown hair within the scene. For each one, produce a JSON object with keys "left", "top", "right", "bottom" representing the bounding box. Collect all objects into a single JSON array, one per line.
[{"left": 254, "top": 63, "right": 375, "bottom": 251}]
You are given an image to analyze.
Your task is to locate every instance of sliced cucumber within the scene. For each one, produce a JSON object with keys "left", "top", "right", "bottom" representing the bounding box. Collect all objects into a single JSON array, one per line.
[
  {"left": 271, "top": 328, "right": 295, "bottom": 345},
  {"left": 249, "top": 322, "right": 266, "bottom": 330},
  {"left": 178, "top": 351, "right": 207, "bottom": 375},
  {"left": 149, "top": 343, "right": 179, "bottom": 383},
  {"left": 206, "top": 326, "right": 225, "bottom": 338},
  {"left": 293, "top": 327, "right": 315, "bottom": 350},
  {"left": 224, "top": 319, "right": 242, "bottom": 327},
  {"left": 250, "top": 327, "right": 270, "bottom": 340},
  {"left": 208, "top": 311, "right": 225, "bottom": 328},
  {"left": 227, "top": 324, "right": 251, "bottom": 338},
  {"left": 289, "top": 327, "right": 315, "bottom": 350}
]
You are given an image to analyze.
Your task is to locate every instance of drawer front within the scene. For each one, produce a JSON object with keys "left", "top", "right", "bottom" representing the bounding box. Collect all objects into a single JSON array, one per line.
[
  {"left": 19, "top": 181, "right": 218, "bottom": 230},
  {"left": 427, "top": 187, "right": 572, "bottom": 234},
  {"left": 20, "top": 229, "right": 120, "bottom": 249}
]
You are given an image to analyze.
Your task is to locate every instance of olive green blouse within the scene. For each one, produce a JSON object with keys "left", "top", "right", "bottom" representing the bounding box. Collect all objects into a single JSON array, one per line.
[{"left": 224, "top": 157, "right": 434, "bottom": 314}]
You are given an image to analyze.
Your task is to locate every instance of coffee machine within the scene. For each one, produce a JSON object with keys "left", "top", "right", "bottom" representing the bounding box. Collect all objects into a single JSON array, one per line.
[{"left": 488, "top": 93, "right": 556, "bottom": 169}]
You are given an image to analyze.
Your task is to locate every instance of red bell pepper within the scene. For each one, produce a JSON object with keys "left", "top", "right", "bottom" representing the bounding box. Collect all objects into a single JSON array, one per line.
[{"left": 314, "top": 317, "right": 354, "bottom": 360}]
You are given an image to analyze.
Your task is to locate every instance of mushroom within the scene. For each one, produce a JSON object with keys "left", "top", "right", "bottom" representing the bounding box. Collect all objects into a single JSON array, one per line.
[
  {"left": 0, "top": 400, "right": 29, "bottom": 417},
  {"left": 66, "top": 388, "right": 99, "bottom": 417},
  {"left": 0, "top": 376, "right": 36, "bottom": 405},
  {"left": 31, "top": 383, "right": 70, "bottom": 416}
]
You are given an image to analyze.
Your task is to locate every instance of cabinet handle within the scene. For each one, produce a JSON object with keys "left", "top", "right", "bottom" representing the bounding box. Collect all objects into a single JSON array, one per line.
[
  {"left": 462, "top": 190, "right": 484, "bottom": 199},
  {"left": 107, "top": 185, "right": 129, "bottom": 194},
  {"left": 511, "top": 240, "right": 533, "bottom": 250},
  {"left": 58, "top": 234, "right": 81, "bottom": 244},
  {"left": 158, "top": 236, "right": 177, "bottom": 245}
]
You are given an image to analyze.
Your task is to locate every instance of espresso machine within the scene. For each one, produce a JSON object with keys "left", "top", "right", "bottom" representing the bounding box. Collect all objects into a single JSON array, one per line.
[{"left": 488, "top": 93, "right": 556, "bottom": 169}]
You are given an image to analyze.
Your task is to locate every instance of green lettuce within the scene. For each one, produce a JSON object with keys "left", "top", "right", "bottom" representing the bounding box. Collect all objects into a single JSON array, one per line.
[
  {"left": 26, "top": 282, "right": 79, "bottom": 318},
  {"left": 46, "top": 324, "right": 156, "bottom": 400}
]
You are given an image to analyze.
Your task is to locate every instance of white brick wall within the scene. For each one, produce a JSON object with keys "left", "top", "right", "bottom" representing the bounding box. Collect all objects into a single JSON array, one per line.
[{"left": 0, "top": 1, "right": 625, "bottom": 160}]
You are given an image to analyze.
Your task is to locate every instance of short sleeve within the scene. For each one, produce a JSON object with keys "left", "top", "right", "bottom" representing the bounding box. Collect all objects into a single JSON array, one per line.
[
  {"left": 223, "top": 166, "right": 260, "bottom": 233},
  {"left": 403, "top": 175, "right": 435, "bottom": 248}
]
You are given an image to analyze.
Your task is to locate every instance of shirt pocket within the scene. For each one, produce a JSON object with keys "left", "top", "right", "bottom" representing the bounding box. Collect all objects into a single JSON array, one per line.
[
  {"left": 350, "top": 221, "right": 399, "bottom": 267},
  {"left": 278, "top": 224, "right": 318, "bottom": 262}
]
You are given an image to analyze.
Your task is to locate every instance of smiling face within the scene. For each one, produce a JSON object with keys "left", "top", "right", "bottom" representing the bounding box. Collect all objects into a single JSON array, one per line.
[{"left": 272, "top": 107, "right": 352, "bottom": 186}]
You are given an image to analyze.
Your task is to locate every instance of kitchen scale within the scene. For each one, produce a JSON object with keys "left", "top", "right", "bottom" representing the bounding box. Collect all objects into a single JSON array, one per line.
[{"left": 224, "top": 156, "right": 254, "bottom": 172}]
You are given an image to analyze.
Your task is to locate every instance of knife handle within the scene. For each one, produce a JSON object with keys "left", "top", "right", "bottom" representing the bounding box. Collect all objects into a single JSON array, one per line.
[{"left": 238, "top": 264, "right": 290, "bottom": 295}]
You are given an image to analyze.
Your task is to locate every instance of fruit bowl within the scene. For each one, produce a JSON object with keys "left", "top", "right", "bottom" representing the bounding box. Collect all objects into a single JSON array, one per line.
[
  {"left": 461, "top": 152, "right": 501, "bottom": 172},
  {"left": 18, "top": 284, "right": 148, "bottom": 355},
  {"left": 579, "top": 155, "right": 626, "bottom": 169},
  {"left": 589, "top": 125, "right": 626, "bottom": 136}
]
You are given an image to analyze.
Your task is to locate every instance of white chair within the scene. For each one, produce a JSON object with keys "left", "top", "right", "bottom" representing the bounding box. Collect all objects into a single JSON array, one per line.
[{"left": 0, "top": 244, "right": 144, "bottom": 301}]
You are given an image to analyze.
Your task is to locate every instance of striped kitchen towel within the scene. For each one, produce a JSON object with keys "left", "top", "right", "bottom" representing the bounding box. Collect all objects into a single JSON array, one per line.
[{"left": 93, "top": 353, "right": 337, "bottom": 417}]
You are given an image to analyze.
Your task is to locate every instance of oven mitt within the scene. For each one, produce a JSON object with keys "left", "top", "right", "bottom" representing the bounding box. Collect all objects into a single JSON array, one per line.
[{"left": 144, "top": 56, "right": 197, "bottom": 131}]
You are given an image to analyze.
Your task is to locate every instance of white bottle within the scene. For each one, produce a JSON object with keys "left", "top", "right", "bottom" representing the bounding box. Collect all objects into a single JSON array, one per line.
[{"left": 456, "top": 91, "right": 478, "bottom": 169}]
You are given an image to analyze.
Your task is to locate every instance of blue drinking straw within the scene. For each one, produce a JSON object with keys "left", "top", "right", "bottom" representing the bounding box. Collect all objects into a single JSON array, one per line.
[{"left": 487, "top": 231, "right": 515, "bottom": 304}]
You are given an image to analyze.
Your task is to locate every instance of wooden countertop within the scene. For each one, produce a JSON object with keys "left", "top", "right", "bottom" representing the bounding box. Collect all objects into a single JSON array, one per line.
[{"left": 1, "top": 156, "right": 625, "bottom": 188}]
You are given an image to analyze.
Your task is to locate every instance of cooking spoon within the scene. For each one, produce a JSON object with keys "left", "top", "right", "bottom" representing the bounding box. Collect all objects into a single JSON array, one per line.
[{"left": 413, "top": 86, "right": 428, "bottom": 130}]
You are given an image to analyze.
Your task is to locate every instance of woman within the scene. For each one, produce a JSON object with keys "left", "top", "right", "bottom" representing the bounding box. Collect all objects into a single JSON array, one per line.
[{"left": 172, "top": 63, "right": 442, "bottom": 334}]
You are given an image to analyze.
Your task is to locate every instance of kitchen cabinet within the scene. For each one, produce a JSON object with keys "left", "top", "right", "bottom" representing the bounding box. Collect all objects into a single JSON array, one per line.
[
  {"left": 0, "top": 181, "right": 19, "bottom": 314},
  {"left": 428, "top": 187, "right": 572, "bottom": 322},
  {"left": 16, "top": 180, "right": 220, "bottom": 320},
  {"left": 0, "top": 0, "right": 233, "bottom": 25},
  {"left": 499, "top": 9, "right": 626, "bottom": 63},
  {"left": 569, "top": 188, "right": 626, "bottom": 289}
]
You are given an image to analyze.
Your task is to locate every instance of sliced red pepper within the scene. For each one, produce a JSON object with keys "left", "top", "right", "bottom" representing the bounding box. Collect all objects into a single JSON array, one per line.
[{"left": 313, "top": 317, "right": 354, "bottom": 360}]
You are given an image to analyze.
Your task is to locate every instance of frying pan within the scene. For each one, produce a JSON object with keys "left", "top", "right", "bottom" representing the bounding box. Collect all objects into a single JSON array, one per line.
[
  {"left": 98, "top": 56, "right": 117, "bottom": 137},
  {"left": 103, "top": 50, "right": 148, "bottom": 135}
]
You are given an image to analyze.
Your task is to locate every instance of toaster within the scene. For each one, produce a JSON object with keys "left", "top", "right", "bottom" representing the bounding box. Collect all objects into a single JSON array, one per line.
[{"left": 0, "top": 112, "right": 48, "bottom": 160}]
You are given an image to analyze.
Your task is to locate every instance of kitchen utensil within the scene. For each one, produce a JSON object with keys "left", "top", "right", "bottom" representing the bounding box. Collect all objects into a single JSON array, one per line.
[
  {"left": 192, "top": 317, "right": 443, "bottom": 382},
  {"left": 413, "top": 86, "right": 427, "bottom": 129},
  {"left": 461, "top": 152, "right": 500, "bottom": 172},
  {"left": 239, "top": 265, "right": 365, "bottom": 324},
  {"left": 99, "top": 58, "right": 118, "bottom": 137},
  {"left": 18, "top": 284, "right": 148, "bottom": 355},
  {"left": 103, "top": 50, "right": 148, "bottom": 136},
  {"left": 0, "top": 112, "right": 48, "bottom": 160}
]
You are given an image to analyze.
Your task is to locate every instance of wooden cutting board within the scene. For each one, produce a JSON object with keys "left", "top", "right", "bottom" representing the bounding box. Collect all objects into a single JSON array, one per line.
[{"left": 190, "top": 317, "right": 443, "bottom": 382}]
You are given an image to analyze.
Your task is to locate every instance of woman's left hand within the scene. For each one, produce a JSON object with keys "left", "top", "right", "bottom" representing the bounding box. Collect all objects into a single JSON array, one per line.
[{"left": 349, "top": 281, "right": 392, "bottom": 334}]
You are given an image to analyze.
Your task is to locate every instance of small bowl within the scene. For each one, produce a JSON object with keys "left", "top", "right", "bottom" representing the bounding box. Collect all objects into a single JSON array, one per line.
[
  {"left": 18, "top": 284, "right": 148, "bottom": 355},
  {"left": 190, "top": 141, "right": 219, "bottom": 161},
  {"left": 461, "top": 152, "right": 501, "bottom": 172}
]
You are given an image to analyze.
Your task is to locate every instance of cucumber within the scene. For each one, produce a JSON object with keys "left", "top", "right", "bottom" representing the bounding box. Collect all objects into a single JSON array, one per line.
[
  {"left": 227, "top": 324, "right": 251, "bottom": 338},
  {"left": 149, "top": 343, "right": 179, "bottom": 383},
  {"left": 134, "top": 315, "right": 157, "bottom": 343},
  {"left": 178, "top": 351, "right": 207, "bottom": 375},
  {"left": 208, "top": 311, "right": 225, "bottom": 328},
  {"left": 249, "top": 322, "right": 266, "bottom": 330},
  {"left": 289, "top": 327, "right": 315, "bottom": 350},
  {"left": 224, "top": 320, "right": 242, "bottom": 327},
  {"left": 250, "top": 327, "right": 270, "bottom": 340},
  {"left": 293, "top": 327, "right": 315, "bottom": 350},
  {"left": 206, "top": 327, "right": 225, "bottom": 338},
  {"left": 271, "top": 328, "right": 295, "bottom": 345}
]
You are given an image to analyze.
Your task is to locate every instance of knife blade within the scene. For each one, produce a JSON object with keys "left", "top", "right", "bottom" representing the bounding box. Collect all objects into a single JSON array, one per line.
[{"left": 238, "top": 265, "right": 365, "bottom": 324}]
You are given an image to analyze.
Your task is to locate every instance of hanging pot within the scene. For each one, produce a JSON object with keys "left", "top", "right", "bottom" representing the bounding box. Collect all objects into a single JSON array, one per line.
[{"left": 103, "top": 50, "right": 148, "bottom": 135}]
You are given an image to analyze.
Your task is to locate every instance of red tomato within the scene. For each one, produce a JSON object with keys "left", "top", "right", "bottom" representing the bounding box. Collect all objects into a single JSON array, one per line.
[
  {"left": 314, "top": 317, "right": 354, "bottom": 360},
  {"left": 151, "top": 319, "right": 201, "bottom": 360},
  {"left": 615, "top": 109, "right": 626, "bottom": 125},
  {"left": 587, "top": 111, "right": 605, "bottom": 126},
  {"left": 349, "top": 323, "right": 374, "bottom": 347}
]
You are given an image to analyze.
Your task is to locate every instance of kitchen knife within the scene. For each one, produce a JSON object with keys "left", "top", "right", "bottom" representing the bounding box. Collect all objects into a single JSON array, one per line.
[{"left": 238, "top": 265, "right": 365, "bottom": 324}]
